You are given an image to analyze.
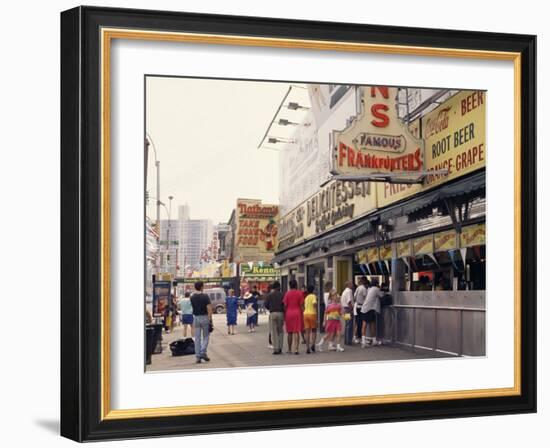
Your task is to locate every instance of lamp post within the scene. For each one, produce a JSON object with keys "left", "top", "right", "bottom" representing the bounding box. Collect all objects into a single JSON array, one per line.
[
  {"left": 166, "top": 195, "right": 174, "bottom": 276},
  {"left": 145, "top": 134, "right": 162, "bottom": 275}
]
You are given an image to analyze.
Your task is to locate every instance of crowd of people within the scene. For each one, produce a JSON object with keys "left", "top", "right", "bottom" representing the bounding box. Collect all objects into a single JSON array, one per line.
[{"left": 169, "top": 277, "right": 389, "bottom": 364}]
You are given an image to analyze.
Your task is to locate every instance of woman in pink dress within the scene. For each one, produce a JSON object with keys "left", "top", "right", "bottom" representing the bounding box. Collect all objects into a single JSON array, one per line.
[{"left": 283, "top": 279, "right": 304, "bottom": 354}]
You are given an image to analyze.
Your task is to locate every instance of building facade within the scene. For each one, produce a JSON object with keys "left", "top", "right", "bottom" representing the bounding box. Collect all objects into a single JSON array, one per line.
[
  {"left": 273, "top": 85, "right": 486, "bottom": 357},
  {"left": 180, "top": 218, "right": 213, "bottom": 272}
]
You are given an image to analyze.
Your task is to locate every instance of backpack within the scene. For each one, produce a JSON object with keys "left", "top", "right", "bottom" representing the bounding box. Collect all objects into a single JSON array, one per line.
[{"left": 169, "top": 338, "right": 195, "bottom": 356}]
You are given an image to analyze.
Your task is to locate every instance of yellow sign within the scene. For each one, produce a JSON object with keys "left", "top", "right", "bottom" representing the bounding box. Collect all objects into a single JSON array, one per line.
[
  {"left": 434, "top": 229, "right": 458, "bottom": 252},
  {"left": 332, "top": 86, "right": 424, "bottom": 178},
  {"left": 378, "top": 90, "right": 486, "bottom": 207},
  {"left": 366, "top": 246, "right": 380, "bottom": 263},
  {"left": 379, "top": 245, "right": 392, "bottom": 260},
  {"left": 221, "top": 260, "right": 237, "bottom": 277},
  {"left": 397, "top": 240, "right": 412, "bottom": 258},
  {"left": 460, "top": 223, "right": 486, "bottom": 247},
  {"left": 413, "top": 235, "right": 433, "bottom": 255},
  {"left": 423, "top": 90, "right": 486, "bottom": 188},
  {"left": 277, "top": 180, "right": 376, "bottom": 252},
  {"left": 235, "top": 199, "right": 279, "bottom": 262},
  {"left": 357, "top": 249, "right": 368, "bottom": 264}
]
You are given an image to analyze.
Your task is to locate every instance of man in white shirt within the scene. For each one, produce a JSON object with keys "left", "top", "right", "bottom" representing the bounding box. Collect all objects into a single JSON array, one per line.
[
  {"left": 353, "top": 277, "right": 369, "bottom": 344},
  {"left": 340, "top": 281, "right": 354, "bottom": 346},
  {"left": 340, "top": 281, "right": 354, "bottom": 312},
  {"left": 360, "top": 278, "right": 384, "bottom": 347}
]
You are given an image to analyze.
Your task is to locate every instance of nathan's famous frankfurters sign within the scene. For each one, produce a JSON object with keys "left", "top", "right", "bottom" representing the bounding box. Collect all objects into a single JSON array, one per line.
[
  {"left": 235, "top": 199, "right": 279, "bottom": 263},
  {"left": 331, "top": 86, "right": 424, "bottom": 177}
]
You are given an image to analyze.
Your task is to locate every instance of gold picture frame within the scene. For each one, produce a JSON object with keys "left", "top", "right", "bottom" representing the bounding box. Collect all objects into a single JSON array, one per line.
[{"left": 61, "top": 6, "right": 536, "bottom": 441}]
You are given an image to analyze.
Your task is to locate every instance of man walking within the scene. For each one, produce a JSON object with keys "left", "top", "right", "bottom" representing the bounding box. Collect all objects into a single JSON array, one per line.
[
  {"left": 190, "top": 281, "right": 213, "bottom": 363},
  {"left": 264, "top": 281, "right": 284, "bottom": 354}
]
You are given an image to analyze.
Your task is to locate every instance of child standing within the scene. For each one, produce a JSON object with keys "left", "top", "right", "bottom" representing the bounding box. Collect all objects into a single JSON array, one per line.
[
  {"left": 317, "top": 288, "right": 345, "bottom": 352},
  {"left": 303, "top": 285, "right": 318, "bottom": 354}
]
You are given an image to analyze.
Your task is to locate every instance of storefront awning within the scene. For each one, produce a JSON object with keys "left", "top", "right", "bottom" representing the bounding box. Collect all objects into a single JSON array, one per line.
[
  {"left": 273, "top": 219, "right": 373, "bottom": 264},
  {"left": 378, "top": 170, "right": 485, "bottom": 222},
  {"left": 273, "top": 170, "right": 485, "bottom": 265}
]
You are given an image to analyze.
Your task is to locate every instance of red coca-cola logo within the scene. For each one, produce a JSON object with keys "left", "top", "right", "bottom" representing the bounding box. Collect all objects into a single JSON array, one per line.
[{"left": 425, "top": 107, "right": 451, "bottom": 138}]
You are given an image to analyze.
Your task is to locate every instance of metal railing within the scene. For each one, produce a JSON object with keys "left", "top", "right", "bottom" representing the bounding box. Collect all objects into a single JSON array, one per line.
[{"left": 385, "top": 304, "right": 485, "bottom": 356}]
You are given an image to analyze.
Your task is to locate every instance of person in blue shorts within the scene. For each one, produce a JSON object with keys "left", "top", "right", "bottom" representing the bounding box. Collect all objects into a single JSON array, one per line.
[{"left": 177, "top": 291, "right": 194, "bottom": 338}]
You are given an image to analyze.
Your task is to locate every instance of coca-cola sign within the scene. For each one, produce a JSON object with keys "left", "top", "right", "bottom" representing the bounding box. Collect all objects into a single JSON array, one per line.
[{"left": 424, "top": 106, "right": 451, "bottom": 139}]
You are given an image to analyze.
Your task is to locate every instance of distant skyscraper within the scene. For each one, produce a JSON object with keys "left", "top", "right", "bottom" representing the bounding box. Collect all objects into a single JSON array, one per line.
[
  {"left": 181, "top": 219, "right": 213, "bottom": 271},
  {"left": 178, "top": 204, "right": 190, "bottom": 221}
]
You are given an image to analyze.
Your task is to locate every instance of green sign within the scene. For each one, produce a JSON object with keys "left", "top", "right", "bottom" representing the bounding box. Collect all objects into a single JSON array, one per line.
[
  {"left": 176, "top": 277, "right": 234, "bottom": 284},
  {"left": 239, "top": 264, "right": 280, "bottom": 277}
]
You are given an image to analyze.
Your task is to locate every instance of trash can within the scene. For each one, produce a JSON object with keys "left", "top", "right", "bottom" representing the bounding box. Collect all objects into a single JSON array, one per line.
[{"left": 147, "top": 323, "right": 163, "bottom": 355}]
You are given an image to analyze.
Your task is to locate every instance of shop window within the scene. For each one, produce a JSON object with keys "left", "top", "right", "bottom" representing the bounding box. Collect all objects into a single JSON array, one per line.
[
  {"left": 397, "top": 258, "right": 410, "bottom": 291},
  {"left": 411, "top": 270, "right": 434, "bottom": 291},
  {"left": 456, "top": 245, "right": 485, "bottom": 290},
  {"left": 409, "top": 254, "right": 451, "bottom": 291}
]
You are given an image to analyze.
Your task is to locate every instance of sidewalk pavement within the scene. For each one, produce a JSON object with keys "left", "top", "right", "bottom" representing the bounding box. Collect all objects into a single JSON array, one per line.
[{"left": 146, "top": 312, "right": 449, "bottom": 372}]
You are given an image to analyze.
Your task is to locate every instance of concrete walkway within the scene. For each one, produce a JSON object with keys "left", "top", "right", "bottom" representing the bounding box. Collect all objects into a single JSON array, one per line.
[{"left": 146, "top": 313, "right": 449, "bottom": 372}]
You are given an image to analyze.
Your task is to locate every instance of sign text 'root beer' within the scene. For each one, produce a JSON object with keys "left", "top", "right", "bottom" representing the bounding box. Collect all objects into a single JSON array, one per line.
[
  {"left": 332, "top": 86, "right": 424, "bottom": 176},
  {"left": 423, "top": 90, "right": 485, "bottom": 186},
  {"left": 377, "top": 89, "right": 486, "bottom": 207}
]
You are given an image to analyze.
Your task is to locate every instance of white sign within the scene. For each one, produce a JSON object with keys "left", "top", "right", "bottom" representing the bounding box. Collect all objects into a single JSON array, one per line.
[{"left": 331, "top": 86, "right": 424, "bottom": 177}]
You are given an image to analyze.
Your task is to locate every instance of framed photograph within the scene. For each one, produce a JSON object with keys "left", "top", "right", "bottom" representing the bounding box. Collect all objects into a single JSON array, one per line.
[{"left": 60, "top": 6, "right": 536, "bottom": 441}]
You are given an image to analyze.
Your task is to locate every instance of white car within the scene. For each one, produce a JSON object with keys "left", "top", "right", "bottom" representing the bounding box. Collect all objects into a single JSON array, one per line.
[{"left": 203, "top": 288, "right": 227, "bottom": 314}]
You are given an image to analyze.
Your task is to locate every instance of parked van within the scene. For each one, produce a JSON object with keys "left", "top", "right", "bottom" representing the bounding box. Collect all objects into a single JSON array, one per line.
[{"left": 203, "top": 287, "right": 227, "bottom": 314}]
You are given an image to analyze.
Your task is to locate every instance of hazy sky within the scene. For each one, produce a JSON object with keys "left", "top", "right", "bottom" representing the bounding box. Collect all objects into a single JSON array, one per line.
[{"left": 146, "top": 76, "right": 289, "bottom": 223}]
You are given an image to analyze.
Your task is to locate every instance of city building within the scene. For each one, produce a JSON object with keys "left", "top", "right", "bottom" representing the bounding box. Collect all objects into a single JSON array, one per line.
[
  {"left": 180, "top": 216, "right": 213, "bottom": 272},
  {"left": 214, "top": 223, "right": 232, "bottom": 260},
  {"left": 156, "top": 204, "right": 214, "bottom": 277},
  {"left": 224, "top": 209, "right": 236, "bottom": 262}
]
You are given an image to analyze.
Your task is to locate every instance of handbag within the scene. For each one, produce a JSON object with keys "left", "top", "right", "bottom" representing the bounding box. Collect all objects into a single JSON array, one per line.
[
  {"left": 169, "top": 338, "right": 195, "bottom": 356},
  {"left": 246, "top": 305, "right": 257, "bottom": 317}
]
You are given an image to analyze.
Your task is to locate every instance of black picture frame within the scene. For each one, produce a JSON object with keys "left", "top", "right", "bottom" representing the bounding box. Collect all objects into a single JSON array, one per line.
[{"left": 61, "top": 5, "right": 536, "bottom": 442}]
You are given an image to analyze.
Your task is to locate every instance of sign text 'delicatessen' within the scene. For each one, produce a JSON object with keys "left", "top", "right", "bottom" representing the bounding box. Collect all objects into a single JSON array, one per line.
[{"left": 277, "top": 180, "right": 375, "bottom": 251}]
